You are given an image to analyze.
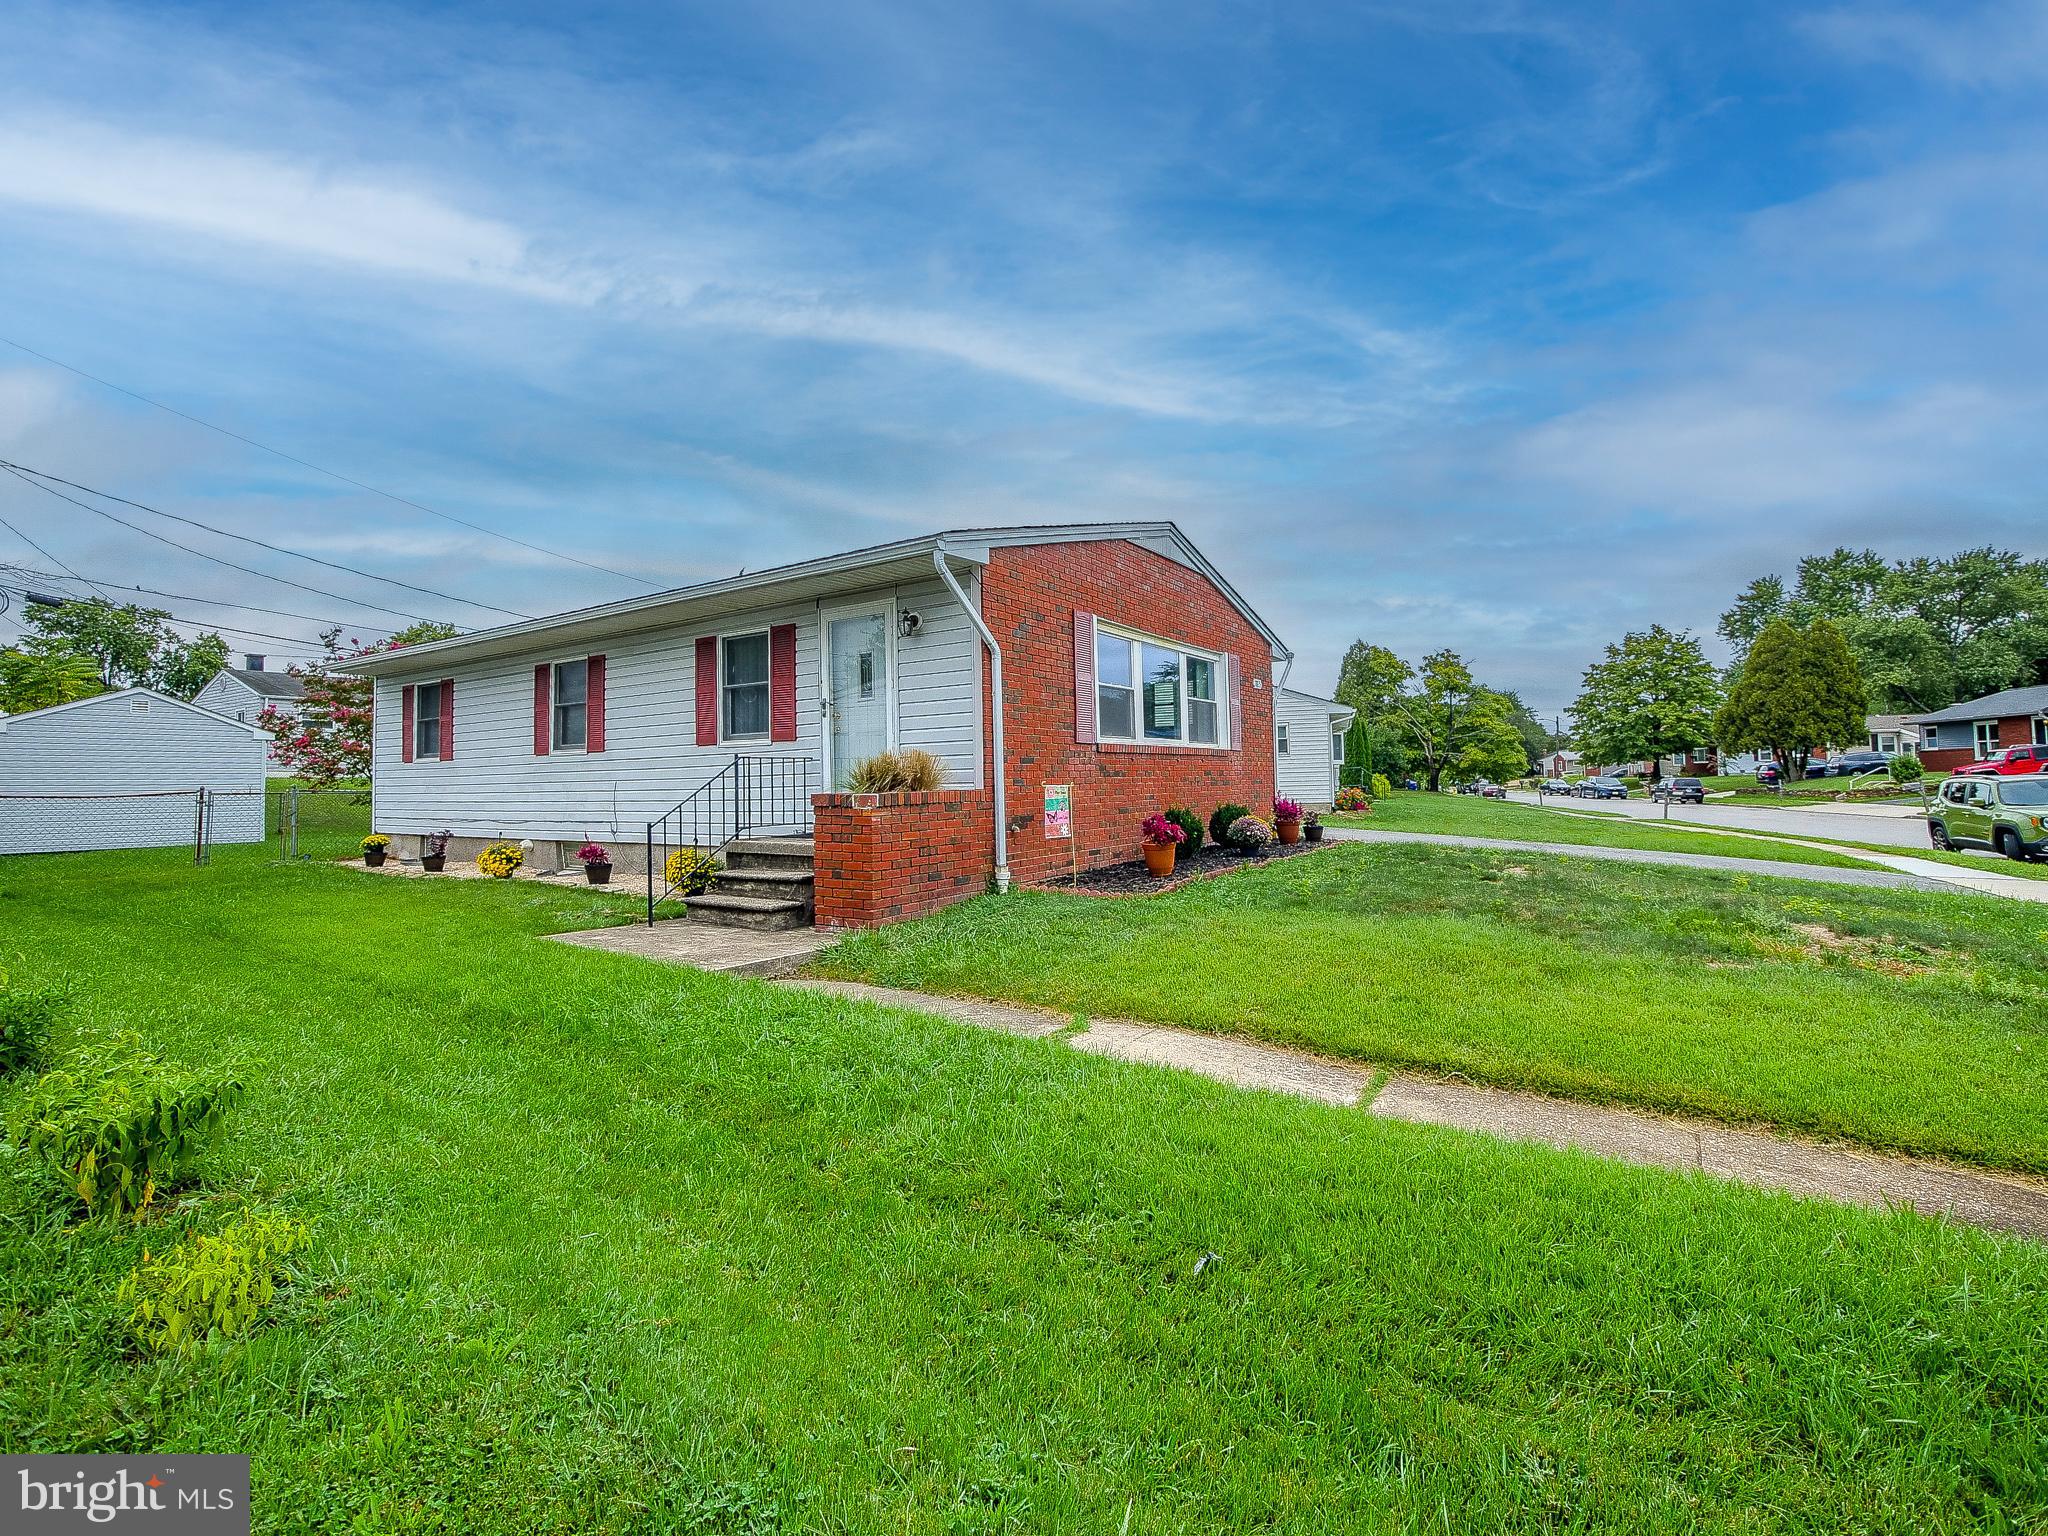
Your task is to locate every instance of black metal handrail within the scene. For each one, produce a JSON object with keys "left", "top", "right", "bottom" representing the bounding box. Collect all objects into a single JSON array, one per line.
[{"left": 645, "top": 754, "right": 816, "bottom": 923}]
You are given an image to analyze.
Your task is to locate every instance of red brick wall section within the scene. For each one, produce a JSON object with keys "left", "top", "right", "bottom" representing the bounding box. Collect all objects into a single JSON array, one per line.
[
  {"left": 981, "top": 539, "right": 1277, "bottom": 887},
  {"left": 1921, "top": 715, "right": 2039, "bottom": 773},
  {"left": 812, "top": 790, "right": 994, "bottom": 927}
]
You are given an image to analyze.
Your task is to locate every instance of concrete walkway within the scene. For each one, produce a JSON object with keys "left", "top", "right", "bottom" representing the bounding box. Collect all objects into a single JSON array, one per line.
[
  {"left": 783, "top": 978, "right": 2048, "bottom": 1240},
  {"left": 550, "top": 921, "right": 836, "bottom": 977}
]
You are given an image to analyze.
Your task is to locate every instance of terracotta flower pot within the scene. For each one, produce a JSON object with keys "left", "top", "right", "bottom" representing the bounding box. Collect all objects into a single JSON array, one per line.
[
  {"left": 1276, "top": 818, "right": 1302, "bottom": 845},
  {"left": 421, "top": 854, "right": 446, "bottom": 873},
  {"left": 363, "top": 848, "right": 387, "bottom": 867},
  {"left": 585, "top": 863, "right": 612, "bottom": 885},
  {"left": 1142, "top": 841, "right": 1177, "bottom": 877}
]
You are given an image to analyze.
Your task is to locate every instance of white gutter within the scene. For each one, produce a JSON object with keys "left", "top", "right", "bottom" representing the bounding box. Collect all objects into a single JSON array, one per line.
[{"left": 933, "top": 548, "right": 1010, "bottom": 893}]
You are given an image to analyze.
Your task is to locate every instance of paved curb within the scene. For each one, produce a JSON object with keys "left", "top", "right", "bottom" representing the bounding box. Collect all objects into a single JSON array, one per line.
[{"left": 777, "top": 978, "right": 2048, "bottom": 1241}]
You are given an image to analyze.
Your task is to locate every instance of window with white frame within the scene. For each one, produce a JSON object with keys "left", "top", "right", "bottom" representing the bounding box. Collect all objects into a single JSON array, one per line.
[
  {"left": 414, "top": 681, "right": 442, "bottom": 758},
  {"left": 1332, "top": 728, "right": 1344, "bottom": 763},
  {"left": 1276, "top": 722, "right": 1290, "bottom": 755},
  {"left": 1975, "top": 720, "right": 1999, "bottom": 757},
  {"left": 1094, "top": 625, "right": 1223, "bottom": 747},
  {"left": 552, "top": 659, "right": 588, "bottom": 750},
  {"left": 723, "top": 632, "right": 770, "bottom": 740}
]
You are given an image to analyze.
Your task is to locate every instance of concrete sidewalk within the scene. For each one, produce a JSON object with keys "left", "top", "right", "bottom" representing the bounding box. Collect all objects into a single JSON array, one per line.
[{"left": 783, "top": 978, "right": 2048, "bottom": 1241}]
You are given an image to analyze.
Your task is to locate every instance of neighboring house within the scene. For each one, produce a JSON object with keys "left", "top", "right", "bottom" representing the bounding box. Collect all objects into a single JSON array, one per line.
[
  {"left": 1865, "top": 714, "right": 1920, "bottom": 756},
  {"left": 1547, "top": 749, "right": 1583, "bottom": 779},
  {"left": 0, "top": 687, "right": 266, "bottom": 855},
  {"left": 192, "top": 656, "right": 308, "bottom": 778},
  {"left": 347, "top": 524, "right": 1290, "bottom": 926},
  {"left": 1912, "top": 686, "right": 2048, "bottom": 773},
  {"left": 1275, "top": 688, "right": 1355, "bottom": 807}
]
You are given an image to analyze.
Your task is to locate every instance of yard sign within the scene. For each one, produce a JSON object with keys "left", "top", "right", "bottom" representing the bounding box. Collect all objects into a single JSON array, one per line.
[{"left": 1044, "top": 783, "right": 1071, "bottom": 839}]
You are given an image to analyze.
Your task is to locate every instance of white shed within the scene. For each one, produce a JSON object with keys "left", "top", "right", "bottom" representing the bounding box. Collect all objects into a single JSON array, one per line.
[
  {"left": 191, "top": 662, "right": 306, "bottom": 777},
  {"left": 0, "top": 688, "right": 268, "bottom": 855},
  {"left": 1275, "top": 688, "right": 1356, "bottom": 808}
]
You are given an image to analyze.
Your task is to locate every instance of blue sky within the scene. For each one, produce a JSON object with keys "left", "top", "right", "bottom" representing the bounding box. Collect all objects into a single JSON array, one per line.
[{"left": 0, "top": 0, "right": 2041, "bottom": 718}]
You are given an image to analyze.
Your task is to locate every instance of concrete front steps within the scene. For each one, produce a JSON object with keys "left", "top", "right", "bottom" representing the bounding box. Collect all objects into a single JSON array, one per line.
[{"left": 683, "top": 836, "right": 816, "bottom": 930}]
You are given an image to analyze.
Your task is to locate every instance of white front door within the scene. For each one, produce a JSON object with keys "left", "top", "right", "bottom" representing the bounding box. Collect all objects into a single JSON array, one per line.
[{"left": 823, "top": 604, "right": 894, "bottom": 790}]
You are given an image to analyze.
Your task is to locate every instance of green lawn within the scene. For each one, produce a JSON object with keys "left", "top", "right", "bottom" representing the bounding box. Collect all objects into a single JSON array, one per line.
[
  {"left": 820, "top": 841, "right": 2048, "bottom": 1174},
  {"left": 1329, "top": 789, "right": 1879, "bottom": 867},
  {"left": 3, "top": 847, "right": 2046, "bottom": 1530}
]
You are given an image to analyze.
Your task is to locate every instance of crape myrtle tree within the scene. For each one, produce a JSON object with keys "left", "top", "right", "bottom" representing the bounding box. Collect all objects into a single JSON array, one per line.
[
  {"left": 260, "top": 621, "right": 458, "bottom": 786},
  {"left": 1714, "top": 618, "right": 1867, "bottom": 782},
  {"left": 1568, "top": 625, "right": 1722, "bottom": 783}
]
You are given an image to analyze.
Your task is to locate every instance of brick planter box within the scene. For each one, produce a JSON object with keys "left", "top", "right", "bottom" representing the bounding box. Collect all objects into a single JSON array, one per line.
[{"left": 812, "top": 789, "right": 994, "bottom": 928}]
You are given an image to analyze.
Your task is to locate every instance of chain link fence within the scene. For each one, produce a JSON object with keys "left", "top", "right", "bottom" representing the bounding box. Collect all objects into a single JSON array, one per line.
[
  {"left": 0, "top": 787, "right": 266, "bottom": 860},
  {"left": 272, "top": 785, "right": 373, "bottom": 860}
]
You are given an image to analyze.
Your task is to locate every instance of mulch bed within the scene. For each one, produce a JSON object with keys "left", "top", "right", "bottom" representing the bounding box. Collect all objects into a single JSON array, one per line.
[{"left": 1038, "top": 836, "right": 1336, "bottom": 897}]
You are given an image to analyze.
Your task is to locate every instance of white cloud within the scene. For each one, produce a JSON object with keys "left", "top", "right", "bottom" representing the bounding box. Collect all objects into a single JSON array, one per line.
[{"left": 1803, "top": 1, "right": 2048, "bottom": 88}]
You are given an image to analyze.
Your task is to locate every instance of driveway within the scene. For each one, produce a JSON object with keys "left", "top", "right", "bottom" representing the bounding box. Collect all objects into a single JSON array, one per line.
[{"left": 1507, "top": 789, "right": 1936, "bottom": 849}]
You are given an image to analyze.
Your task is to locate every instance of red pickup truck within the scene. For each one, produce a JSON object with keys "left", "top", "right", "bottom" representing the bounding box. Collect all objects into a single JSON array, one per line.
[{"left": 1956, "top": 743, "right": 2048, "bottom": 776}]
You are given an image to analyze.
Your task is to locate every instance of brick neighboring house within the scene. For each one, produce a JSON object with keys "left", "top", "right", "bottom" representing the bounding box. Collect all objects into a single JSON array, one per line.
[
  {"left": 1912, "top": 686, "right": 2048, "bottom": 773},
  {"left": 346, "top": 523, "right": 1292, "bottom": 927}
]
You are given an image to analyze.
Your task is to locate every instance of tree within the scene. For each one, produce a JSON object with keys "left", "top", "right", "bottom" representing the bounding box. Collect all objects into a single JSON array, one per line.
[
  {"left": 1334, "top": 641, "right": 1413, "bottom": 719},
  {"left": 261, "top": 621, "right": 458, "bottom": 786},
  {"left": 1383, "top": 649, "right": 1524, "bottom": 792},
  {"left": 1568, "top": 626, "right": 1722, "bottom": 782},
  {"left": 0, "top": 648, "right": 104, "bottom": 713},
  {"left": 18, "top": 597, "right": 230, "bottom": 698},
  {"left": 1340, "top": 715, "right": 1411, "bottom": 787},
  {"left": 1714, "top": 619, "right": 1867, "bottom": 782},
  {"left": 1454, "top": 708, "right": 1531, "bottom": 784}
]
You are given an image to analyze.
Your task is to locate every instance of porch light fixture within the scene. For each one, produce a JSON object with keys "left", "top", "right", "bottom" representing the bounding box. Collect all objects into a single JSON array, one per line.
[{"left": 898, "top": 610, "right": 923, "bottom": 638}]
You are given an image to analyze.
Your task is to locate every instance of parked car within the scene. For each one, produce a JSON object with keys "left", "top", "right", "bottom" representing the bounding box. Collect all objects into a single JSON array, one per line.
[
  {"left": 1458, "top": 780, "right": 1506, "bottom": 798},
  {"left": 1755, "top": 763, "right": 1781, "bottom": 786},
  {"left": 1540, "top": 778, "right": 1573, "bottom": 795},
  {"left": 1928, "top": 774, "right": 2048, "bottom": 861},
  {"left": 1956, "top": 743, "right": 2048, "bottom": 777},
  {"left": 1650, "top": 776, "right": 1705, "bottom": 804},
  {"left": 1817, "top": 749, "right": 1891, "bottom": 778},
  {"left": 1574, "top": 776, "right": 1629, "bottom": 799}
]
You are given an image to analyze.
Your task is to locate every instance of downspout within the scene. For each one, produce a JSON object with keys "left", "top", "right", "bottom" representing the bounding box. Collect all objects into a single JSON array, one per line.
[{"left": 933, "top": 548, "right": 1010, "bottom": 893}]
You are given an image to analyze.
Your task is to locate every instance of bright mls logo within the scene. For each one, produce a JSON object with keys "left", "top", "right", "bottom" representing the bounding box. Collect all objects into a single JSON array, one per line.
[{"left": 6, "top": 1456, "right": 249, "bottom": 1533}]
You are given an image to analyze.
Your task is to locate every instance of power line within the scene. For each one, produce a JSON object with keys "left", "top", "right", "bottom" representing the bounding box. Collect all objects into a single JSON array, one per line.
[
  {"left": 0, "top": 507, "right": 117, "bottom": 602},
  {"left": 0, "top": 458, "right": 530, "bottom": 621},
  {"left": 0, "top": 562, "right": 383, "bottom": 633},
  {"left": 1, "top": 466, "right": 451, "bottom": 627},
  {"left": 0, "top": 335, "right": 661, "bottom": 589},
  {"left": 0, "top": 573, "right": 328, "bottom": 653}
]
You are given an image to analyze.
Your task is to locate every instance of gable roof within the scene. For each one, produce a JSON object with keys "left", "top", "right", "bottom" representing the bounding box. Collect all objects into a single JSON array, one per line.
[
  {"left": 1279, "top": 687, "right": 1357, "bottom": 723},
  {"left": 0, "top": 686, "right": 266, "bottom": 738},
  {"left": 345, "top": 522, "right": 1291, "bottom": 677},
  {"left": 1913, "top": 685, "right": 2048, "bottom": 726},
  {"left": 216, "top": 667, "right": 307, "bottom": 701}
]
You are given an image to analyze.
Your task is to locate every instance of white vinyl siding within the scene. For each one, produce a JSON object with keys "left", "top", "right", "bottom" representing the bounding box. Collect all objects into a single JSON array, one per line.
[
  {"left": 0, "top": 691, "right": 266, "bottom": 853},
  {"left": 191, "top": 672, "right": 297, "bottom": 776},
  {"left": 370, "top": 575, "right": 984, "bottom": 845},
  {"left": 1274, "top": 688, "right": 1352, "bottom": 808}
]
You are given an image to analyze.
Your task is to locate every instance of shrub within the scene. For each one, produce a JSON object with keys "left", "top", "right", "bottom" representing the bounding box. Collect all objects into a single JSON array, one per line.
[
  {"left": 664, "top": 847, "right": 721, "bottom": 896},
  {"left": 1272, "top": 797, "right": 1304, "bottom": 823},
  {"left": 1208, "top": 802, "right": 1251, "bottom": 846},
  {"left": 576, "top": 842, "right": 611, "bottom": 866},
  {"left": 1225, "top": 814, "right": 1274, "bottom": 851},
  {"left": 846, "top": 749, "right": 946, "bottom": 794},
  {"left": 9, "top": 1039, "right": 244, "bottom": 1216},
  {"left": 120, "top": 1207, "right": 308, "bottom": 1357},
  {"left": 360, "top": 833, "right": 390, "bottom": 853},
  {"left": 1888, "top": 753, "right": 1925, "bottom": 785},
  {"left": 1334, "top": 785, "right": 1369, "bottom": 813},
  {"left": 1140, "top": 812, "right": 1185, "bottom": 846},
  {"left": 0, "top": 970, "right": 64, "bottom": 1077},
  {"left": 1164, "top": 806, "right": 1204, "bottom": 853},
  {"left": 1370, "top": 773, "right": 1393, "bottom": 800},
  {"left": 476, "top": 842, "right": 524, "bottom": 879}
]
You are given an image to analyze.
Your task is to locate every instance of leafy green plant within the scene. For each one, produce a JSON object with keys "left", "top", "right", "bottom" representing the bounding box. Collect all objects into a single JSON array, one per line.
[
  {"left": 664, "top": 848, "right": 721, "bottom": 896},
  {"left": 1163, "top": 806, "right": 1204, "bottom": 853},
  {"left": 846, "top": 749, "right": 946, "bottom": 793},
  {"left": 0, "top": 969, "right": 64, "bottom": 1076},
  {"left": 1889, "top": 753, "right": 1925, "bottom": 785},
  {"left": 1370, "top": 773, "right": 1393, "bottom": 800},
  {"left": 1207, "top": 803, "right": 1250, "bottom": 846},
  {"left": 120, "top": 1207, "right": 308, "bottom": 1357},
  {"left": 8, "top": 1038, "right": 244, "bottom": 1215}
]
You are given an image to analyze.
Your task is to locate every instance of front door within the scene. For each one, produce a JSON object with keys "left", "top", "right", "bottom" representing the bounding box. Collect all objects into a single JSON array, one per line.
[{"left": 823, "top": 605, "right": 893, "bottom": 790}]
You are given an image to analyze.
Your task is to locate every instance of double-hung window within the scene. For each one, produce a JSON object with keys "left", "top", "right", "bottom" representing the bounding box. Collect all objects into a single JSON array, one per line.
[
  {"left": 1332, "top": 729, "right": 1345, "bottom": 764},
  {"left": 414, "top": 681, "right": 442, "bottom": 758},
  {"left": 723, "top": 632, "right": 771, "bottom": 740},
  {"left": 1277, "top": 723, "right": 1291, "bottom": 755},
  {"left": 1975, "top": 720, "right": 1999, "bottom": 757},
  {"left": 1095, "top": 625, "right": 1223, "bottom": 747},
  {"left": 552, "top": 659, "right": 588, "bottom": 750}
]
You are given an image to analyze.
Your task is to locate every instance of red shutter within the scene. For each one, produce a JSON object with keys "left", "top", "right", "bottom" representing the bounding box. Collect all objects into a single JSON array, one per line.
[
  {"left": 439, "top": 678, "right": 455, "bottom": 761},
  {"left": 1073, "top": 611, "right": 1097, "bottom": 744},
  {"left": 695, "top": 636, "right": 718, "bottom": 746},
  {"left": 1225, "top": 655, "right": 1242, "bottom": 751},
  {"left": 769, "top": 624, "right": 797, "bottom": 743},
  {"left": 587, "top": 655, "right": 606, "bottom": 753},
  {"left": 400, "top": 684, "right": 416, "bottom": 764},
  {"left": 533, "top": 664, "right": 551, "bottom": 756}
]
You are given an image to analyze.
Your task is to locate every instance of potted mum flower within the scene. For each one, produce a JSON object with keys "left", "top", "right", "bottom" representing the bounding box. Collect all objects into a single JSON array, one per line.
[
  {"left": 1302, "top": 810, "right": 1324, "bottom": 843},
  {"left": 477, "top": 841, "right": 524, "bottom": 880},
  {"left": 1334, "top": 785, "right": 1369, "bottom": 814},
  {"left": 577, "top": 842, "right": 613, "bottom": 885},
  {"left": 1272, "top": 797, "right": 1305, "bottom": 844},
  {"left": 421, "top": 829, "right": 451, "bottom": 873},
  {"left": 1139, "top": 811, "right": 1186, "bottom": 877},
  {"left": 1226, "top": 814, "right": 1274, "bottom": 854},
  {"left": 361, "top": 833, "right": 391, "bottom": 868}
]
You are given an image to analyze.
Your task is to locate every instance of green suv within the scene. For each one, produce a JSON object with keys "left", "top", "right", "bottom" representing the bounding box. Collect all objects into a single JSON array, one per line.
[{"left": 1929, "top": 774, "right": 2048, "bottom": 861}]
